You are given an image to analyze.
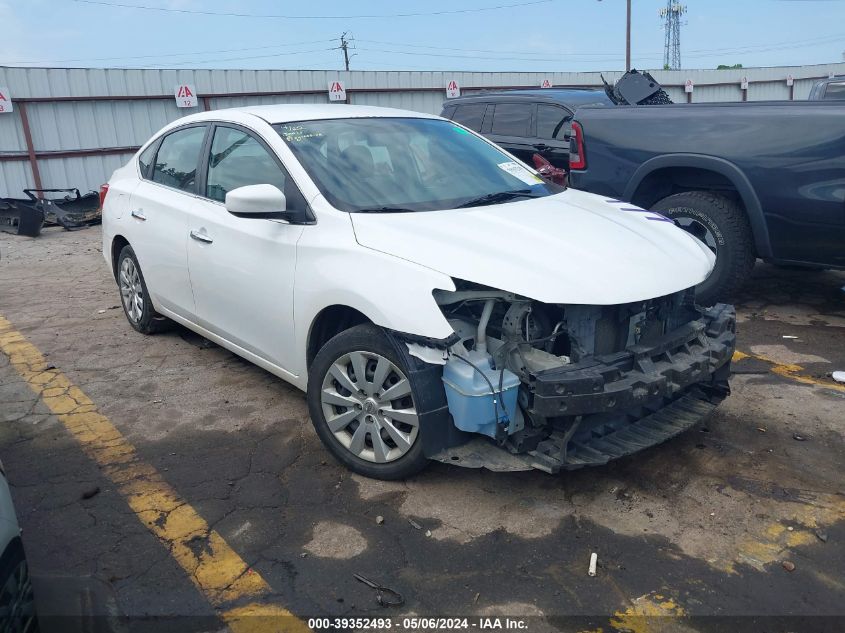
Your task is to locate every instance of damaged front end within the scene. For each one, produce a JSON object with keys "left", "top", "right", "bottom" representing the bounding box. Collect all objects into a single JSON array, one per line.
[{"left": 414, "top": 282, "right": 735, "bottom": 474}]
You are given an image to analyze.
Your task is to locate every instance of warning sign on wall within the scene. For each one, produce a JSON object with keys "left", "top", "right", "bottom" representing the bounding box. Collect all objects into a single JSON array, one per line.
[
  {"left": 684, "top": 79, "right": 694, "bottom": 93},
  {"left": 328, "top": 81, "right": 347, "bottom": 102},
  {"left": 446, "top": 80, "right": 461, "bottom": 99},
  {"left": 740, "top": 77, "right": 749, "bottom": 90},
  {"left": 174, "top": 84, "right": 198, "bottom": 108},
  {"left": 786, "top": 75, "right": 794, "bottom": 87},
  {"left": 540, "top": 78, "right": 553, "bottom": 89},
  {"left": 0, "top": 86, "right": 13, "bottom": 113}
]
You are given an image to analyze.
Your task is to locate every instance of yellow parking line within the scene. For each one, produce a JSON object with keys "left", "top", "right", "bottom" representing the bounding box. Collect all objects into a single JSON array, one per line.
[
  {"left": 733, "top": 350, "right": 845, "bottom": 392},
  {"left": 0, "top": 315, "right": 308, "bottom": 633}
]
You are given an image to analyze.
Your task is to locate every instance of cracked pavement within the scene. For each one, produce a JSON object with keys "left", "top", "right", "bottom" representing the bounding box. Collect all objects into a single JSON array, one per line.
[{"left": 0, "top": 226, "right": 843, "bottom": 632}]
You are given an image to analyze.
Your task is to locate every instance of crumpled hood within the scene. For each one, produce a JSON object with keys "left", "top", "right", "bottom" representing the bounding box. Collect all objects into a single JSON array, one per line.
[{"left": 350, "top": 188, "right": 715, "bottom": 305}]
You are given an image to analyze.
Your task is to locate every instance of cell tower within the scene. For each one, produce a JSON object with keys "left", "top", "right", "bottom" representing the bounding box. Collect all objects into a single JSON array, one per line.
[{"left": 659, "top": 2, "right": 687, "bottom": 70}]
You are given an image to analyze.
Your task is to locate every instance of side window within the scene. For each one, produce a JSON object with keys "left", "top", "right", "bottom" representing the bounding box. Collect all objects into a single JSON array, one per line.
[
  {"left": 451, "top": 104, "right": 487, "bottom": 132},
  {"left": 152, "top": 126, "right": 207, "bottom": 193},
  {"left": 490, "top": 103, "right": 532, "bottom": 137},
  {"left": 823, "top": 81, "right": 845, "bottom": 100},
  {"left": 138, "top": 142, "right": 157, "bottom": 179},
  {"left": 206, "top": 126, "right": 289, "bottom": 204},
  {"left": 536, "top": 105, "right": 572, "bottom": 141}
]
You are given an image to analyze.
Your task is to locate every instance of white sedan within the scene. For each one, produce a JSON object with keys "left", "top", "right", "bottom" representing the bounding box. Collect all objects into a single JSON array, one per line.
[{"left": 102, "top": 104, "right": 735, "bottom": 479}]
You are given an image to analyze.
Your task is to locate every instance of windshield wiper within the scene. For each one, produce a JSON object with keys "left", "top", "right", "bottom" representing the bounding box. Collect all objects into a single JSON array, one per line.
[
  {"left": 354, "top": 206, "right": 417, "bottom": 214},
  {"left": 456, "top": 189, "right": 539, "bottom": 209}
]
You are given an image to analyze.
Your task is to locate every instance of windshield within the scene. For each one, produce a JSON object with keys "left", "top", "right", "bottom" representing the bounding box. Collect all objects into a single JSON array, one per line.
[{"left": 274, "top": 117, "right": 562, "bottom": 213}]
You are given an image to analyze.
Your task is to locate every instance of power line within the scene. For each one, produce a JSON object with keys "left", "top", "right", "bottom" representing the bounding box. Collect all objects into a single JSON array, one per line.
[
  {"left": 141, "top": 48, "right": 341, "bottom": 68},
  {"left": 357, "top": 33, "right": 845, "bottom": 60},
  {"left": 70, "top": 0, "right": 553, "bottom": 19},
  {"left": 3, "top": 39, "right": 338, "bottom": 66}
]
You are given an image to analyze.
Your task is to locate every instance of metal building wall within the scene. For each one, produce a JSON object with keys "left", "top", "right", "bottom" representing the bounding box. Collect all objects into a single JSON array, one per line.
[{"left": 2, "top": 63, "right": 844, "bottom": 196}]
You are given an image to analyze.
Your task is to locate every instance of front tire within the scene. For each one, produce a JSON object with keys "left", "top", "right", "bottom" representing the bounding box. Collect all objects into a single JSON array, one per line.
[
  {"left": 116, "top": 245, "right": 170, "bottom": 335},
  {"left": 0, "top": 539, "right": 37, "bottom": 633},
  {"left": 651, "top": 191, "right": 755, "bottom": 305},
  {"left": 307, "top": 324, "right": 429, "bottom": 480}
]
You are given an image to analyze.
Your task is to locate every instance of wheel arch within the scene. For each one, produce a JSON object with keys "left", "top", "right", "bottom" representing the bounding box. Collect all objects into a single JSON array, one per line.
[
  {"left": 110, "top": 234, "right": 130, "bottom": 281},
  {"left": 624, "top": 154, "right": 771, "bottom": 259},
  {"left": 306, "top": 304, "right": 372, "bottom": 370}
]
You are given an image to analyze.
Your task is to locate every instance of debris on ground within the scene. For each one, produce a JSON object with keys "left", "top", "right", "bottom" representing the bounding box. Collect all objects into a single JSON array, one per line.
[
  {"left": 375, "top": 515, "right": 384, "bottom": 525},
  {"left": 473, "top": 592, "right": 480, "bottom": 604},
  {"left": 0, "top": 195, "right": 43, "bottom": 237},
  {"left": 353, "top": 573, "right": 404, "bottom": 607},
  {"left": 782, "top": 335, "right": 799, "bottom": 340},
  {"left": 782, "top": 560, "right": 795, "bottom": 572},
  {"left": 757, "top": 427, "right": 767, "bottom": 433},
  {"left": 832, "top": 371, "right": 845, "bottom": 383},
  {"left": 792, "top": 433, "right": 807, "bottom": 441},
  {"left": 425, "top": 529, "right": 432, "bottom": 537},
  {"left": 81, "top": 486, "right": 100, "bottom": 500},
  {"left": 815, "top": 529, "right": 829, "bottom": 543},
  {"left": 588, "top": 552, "right": 598, "bottom": 577},
  {"left": 408, "top": 519, "right": 423, "bottom": 530},
  {"left": 0, "top": 188, "right": 101, "bottom": 237}
]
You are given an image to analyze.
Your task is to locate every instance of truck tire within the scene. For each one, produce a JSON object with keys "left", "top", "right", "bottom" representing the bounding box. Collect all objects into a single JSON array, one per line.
[{"left": 651, "top": 191, "right": 755, "bottom": 305}]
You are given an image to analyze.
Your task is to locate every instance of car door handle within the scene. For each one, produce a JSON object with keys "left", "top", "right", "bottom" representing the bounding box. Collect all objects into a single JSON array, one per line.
[
  {"left": 189, "top": 230, "right": 213, "bottom": 244},
  {"left": 130, "top": 209, "right": 146, "bottom": 221}
]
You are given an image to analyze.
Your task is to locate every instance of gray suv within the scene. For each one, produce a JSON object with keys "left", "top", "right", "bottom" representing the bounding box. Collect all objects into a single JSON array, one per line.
[{"left": 440, "top": 88, "right": 612, "bottom": 169}]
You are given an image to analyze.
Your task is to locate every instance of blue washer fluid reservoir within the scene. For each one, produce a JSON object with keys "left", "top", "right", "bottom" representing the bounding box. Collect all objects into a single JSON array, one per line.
[{"left": 441, "top": 350, "right": 521, "bottom": 439}]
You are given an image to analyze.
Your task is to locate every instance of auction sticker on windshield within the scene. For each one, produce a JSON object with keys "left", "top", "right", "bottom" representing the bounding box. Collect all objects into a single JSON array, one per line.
[{"left": 498, "top": 161, "right": 543, "bottom": 185}]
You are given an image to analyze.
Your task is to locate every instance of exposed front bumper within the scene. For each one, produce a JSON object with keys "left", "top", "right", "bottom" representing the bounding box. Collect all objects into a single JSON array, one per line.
[
  {"left": 529, "top": 303, "right": 735, "bottom": 418},
  {"left": 429, "top": 303, "right": 736, "bottom": 474}
]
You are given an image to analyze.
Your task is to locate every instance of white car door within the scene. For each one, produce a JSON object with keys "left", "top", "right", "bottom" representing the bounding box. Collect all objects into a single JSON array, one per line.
[
  {"left": 186, "top": 123, "right": 306, "bottom": 372},
  {"left": 128, "top": 124, "right": 209, "bottom": 319}
]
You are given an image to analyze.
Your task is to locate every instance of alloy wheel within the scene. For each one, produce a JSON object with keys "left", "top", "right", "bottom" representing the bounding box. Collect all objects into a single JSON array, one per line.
[
  {"left": 119, "top": 257, "right": 144, "bottom": 323},
  {"left": 320, "top": 351, "right": 419, "bottom": 463},
  {"left": 0, "top": 557, "right": 37, "bottom": 633}
]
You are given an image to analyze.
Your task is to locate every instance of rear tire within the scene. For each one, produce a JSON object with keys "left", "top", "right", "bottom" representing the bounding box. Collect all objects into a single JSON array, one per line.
[
  {"left": 651, "top": 191, "right": 755, "bottom": 305},
  {"left": 307, "top": 324, "right": 429, "bottom": 480},
  {"left": 116, "top": 245, "right": 171, "bottom": 335}
]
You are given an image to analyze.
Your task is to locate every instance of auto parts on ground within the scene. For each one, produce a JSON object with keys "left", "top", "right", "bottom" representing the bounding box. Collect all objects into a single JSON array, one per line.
[
  {"left": 0, "top": 188, "right": 101, "bottom": 236},
  {"left": 603, "top": 69, "right": 674, "bottom": 105},
  {"left": 0, "top": 196, "right": 44, "bottom": 237},
  {"left": 28, "top": 188, "right": 102, "bottom": 230}
]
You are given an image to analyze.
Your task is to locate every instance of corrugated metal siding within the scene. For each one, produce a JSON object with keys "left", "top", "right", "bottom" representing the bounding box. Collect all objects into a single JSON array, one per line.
[{"left": 2, "top": 63, "right": 844, "bottom": 196}]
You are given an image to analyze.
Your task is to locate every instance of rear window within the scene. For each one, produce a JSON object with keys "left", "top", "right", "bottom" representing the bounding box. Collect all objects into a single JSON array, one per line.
[
  {"left": 536, "top": 105, "right": 571, "bottom": 141},
  {"left": 451, "top": 104, "right": 487, "bottom": 132},
  {"left": 823, "top": 81, "right": 845, "bottom": 100},
  {"left": 490, "top": 103, "right": 532, "bottom": 137}
]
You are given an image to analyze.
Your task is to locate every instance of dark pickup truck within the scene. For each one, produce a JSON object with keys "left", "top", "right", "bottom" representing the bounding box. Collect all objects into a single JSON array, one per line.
[{"left": 568, "top": 101, "right": 845, "bottom": 303}]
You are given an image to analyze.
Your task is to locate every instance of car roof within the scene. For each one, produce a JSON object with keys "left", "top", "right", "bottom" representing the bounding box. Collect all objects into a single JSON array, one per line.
[
  {"left": 444, "top": 88, "right": 614, "bottom": 109},
  {"left": 178, "top": 104, "right": 441, "bottom": 125}
]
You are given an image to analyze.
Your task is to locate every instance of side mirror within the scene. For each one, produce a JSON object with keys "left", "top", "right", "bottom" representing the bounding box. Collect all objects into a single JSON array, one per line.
[{"left": 225, "top": 184, "right": 286, "bottom": 217}]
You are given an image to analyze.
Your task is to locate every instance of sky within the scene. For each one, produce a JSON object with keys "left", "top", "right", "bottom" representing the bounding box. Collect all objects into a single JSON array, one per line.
[{"left": 1, "top": 0, "right": 844, "bottom": 72}]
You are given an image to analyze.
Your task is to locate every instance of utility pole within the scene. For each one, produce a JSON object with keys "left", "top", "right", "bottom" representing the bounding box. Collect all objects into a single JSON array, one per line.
[
  {"left": 626, "top": 0, "right": 631, "bottom": 71},
  {"left": 598, "top": 0, "right": 632, "bottom": 72},
  {"left": 340, "top": 32, "right": 351, "bottom": 71}
]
